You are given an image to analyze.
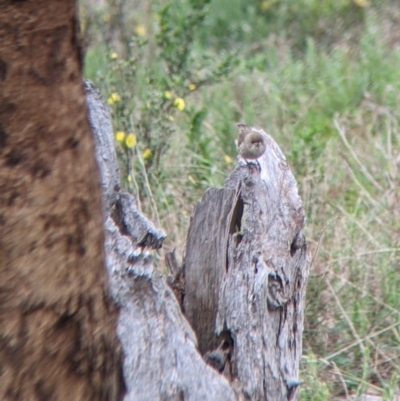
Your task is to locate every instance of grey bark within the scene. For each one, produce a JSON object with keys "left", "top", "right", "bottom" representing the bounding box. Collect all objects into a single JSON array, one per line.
[
  {"left": 184, "top": 128, "right": 310, "bottom": 400},
  {"left": 84, "top": 81, "right": 236, "bottom": 401},
  {"left": 85, "top": 79, "right": 309, "bottom": 401}
]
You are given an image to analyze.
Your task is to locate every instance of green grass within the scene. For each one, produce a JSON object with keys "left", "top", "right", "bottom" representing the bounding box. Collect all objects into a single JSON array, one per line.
[{"left": 81, "top": 0, "right": 400, "bottom": 398}]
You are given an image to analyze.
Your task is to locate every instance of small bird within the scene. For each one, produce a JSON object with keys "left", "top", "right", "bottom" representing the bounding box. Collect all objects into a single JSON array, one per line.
[{"left": 236, "top": 123, "right": 266, "bottom": 166}]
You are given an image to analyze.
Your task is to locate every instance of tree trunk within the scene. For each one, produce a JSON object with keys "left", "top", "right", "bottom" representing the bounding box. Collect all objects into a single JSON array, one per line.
[
  {"left": 0, "top": 2, "right": 123, "bottom": 401},
  {"left": 184, "top": 129, "right": 310, "bottom": 400}
]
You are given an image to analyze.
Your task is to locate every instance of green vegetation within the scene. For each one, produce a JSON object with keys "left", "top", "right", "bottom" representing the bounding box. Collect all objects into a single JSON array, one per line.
[{"left": 81, "top": 0, "right": 400, "bottom": 398}]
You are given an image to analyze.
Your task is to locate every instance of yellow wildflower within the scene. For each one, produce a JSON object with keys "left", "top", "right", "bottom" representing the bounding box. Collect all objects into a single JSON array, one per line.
[
  {"left": 127, "top": 174, "right": 132, "bottom": 183},
  {"left": 110, "top": 52, "right": 118, "bottom": 60},
  {"left": 103, "top": 13, "right": 111, "bottom": 22},
  {"left": 115, "top": 131, "right": 125, "bottom": 142},
  {"left": 353, "top": 0, "right": 370, "bottom": 6},
  {"left": 143, "top": 148, "right": 152, "bottom": 159},
  {"left": 107, "top": 92, "right": 121, "bottom": 105},
  {"left": 260, "top": 1, "right": 270, "bottom": 11},
  {"left": 164, "top": 91, "right": 172, "bottom": 99},
  {"left": 173, "top": 97, "right": 185, "bottom": 111},
  {"left": 134, "top": 25, "right": 146, "bottom": 36},
  {"left": 188, "top": 83, "right": 196, "bottom": 91},
  {"left": 224, "top": 154, "right": 233, "bottom": 164},
  {"left": 125, "top": 133, "right": 137, "bottom": 148}
]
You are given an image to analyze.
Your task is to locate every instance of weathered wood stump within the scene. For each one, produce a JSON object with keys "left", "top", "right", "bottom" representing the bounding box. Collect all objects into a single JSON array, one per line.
[
  {"left": 86, "top": 80, "right": 309, "bottom": 400},
  {"left": 183, "top": 127, "right": 310, "bottom": 400},
  {"left": 85, "top": 81, "right": 236, "bottom": 401}
]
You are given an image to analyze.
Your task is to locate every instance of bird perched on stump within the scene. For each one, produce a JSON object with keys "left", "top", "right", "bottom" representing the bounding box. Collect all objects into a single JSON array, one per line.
[{"left": 236, "top": 123, "right": 266, "bottom": 167}]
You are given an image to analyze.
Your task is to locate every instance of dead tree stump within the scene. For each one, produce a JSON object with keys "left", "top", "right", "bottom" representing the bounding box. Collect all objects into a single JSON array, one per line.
[
  {"left": 183, "top": 127, "right": 310, "bottom": 401},
  {"left": 86, "top": 79, "right": 308, "bottom": 400},
  {"left": 85, "top": 81, "right": 236, "bottom": 401}
]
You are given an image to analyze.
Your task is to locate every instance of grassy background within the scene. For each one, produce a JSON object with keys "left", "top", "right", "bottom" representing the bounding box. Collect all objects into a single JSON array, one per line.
[{"left": 80, "top": 0, "right": 400, "bottom": 399}]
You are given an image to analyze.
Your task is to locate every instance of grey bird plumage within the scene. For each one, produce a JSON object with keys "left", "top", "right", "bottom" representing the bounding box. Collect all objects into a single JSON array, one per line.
[{"left": 236, "top": 123, "right": 266, "bottom": 162}]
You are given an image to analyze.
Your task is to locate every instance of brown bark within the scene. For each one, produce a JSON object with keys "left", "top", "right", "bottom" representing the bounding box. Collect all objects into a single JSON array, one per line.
[
  {"left": 0, "top": 2, "right": 123, "bottom": 401},
  {"left": 184, "top": 129, "right": 310, "bottom": 401}
]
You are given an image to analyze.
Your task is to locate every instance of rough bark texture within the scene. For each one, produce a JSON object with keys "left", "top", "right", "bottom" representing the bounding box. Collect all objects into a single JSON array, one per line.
[
  {"left": 184, "top": 129, "right": 310, "bottom": 401},
  {"left": 0, "top": 2, "right": 123, "bottom": 401},
  {"left": 85, "top": 82, "right": 236, "bottom": 401}
]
